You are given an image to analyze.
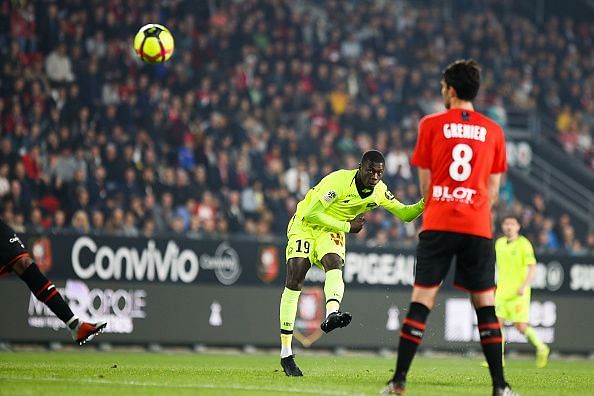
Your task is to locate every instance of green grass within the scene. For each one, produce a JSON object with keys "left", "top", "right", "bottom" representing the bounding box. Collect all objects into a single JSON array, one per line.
[{"left": 0, "top": 351, "right": 593, "bottom": 396}]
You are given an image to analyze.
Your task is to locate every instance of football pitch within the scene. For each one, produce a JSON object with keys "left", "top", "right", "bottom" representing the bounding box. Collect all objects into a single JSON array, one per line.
[{"left": 1, "top": 351, "right": 593, "bottom": 396}]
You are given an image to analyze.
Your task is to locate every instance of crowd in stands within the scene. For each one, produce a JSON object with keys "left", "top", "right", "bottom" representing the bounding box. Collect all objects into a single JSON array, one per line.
[{"left": 1, "top": 0, "right": 593, "bottom": 255}]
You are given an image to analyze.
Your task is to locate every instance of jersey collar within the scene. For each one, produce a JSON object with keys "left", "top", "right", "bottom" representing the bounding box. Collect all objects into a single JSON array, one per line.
[{"left": 354, "top": 171, "right": 373, "bottom": 199}]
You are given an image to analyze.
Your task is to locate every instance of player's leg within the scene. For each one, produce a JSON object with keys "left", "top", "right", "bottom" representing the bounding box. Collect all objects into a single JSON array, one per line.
[
  {"left": 382, "top": 285, "right": 438, "bottom": 396},
  {"left": 458, "top": 235, "right": 514, "bottom": 395},
  {"left": 279, "top": 257, "right": 309, "bottom": 376},
  {"left": 471, "top": 291, "right": 510, "bottom": 394},
  {"left": 12, "top": 256, "right": 107, "bottom": 345},
  {"left": 383, "top": 231, "right": 451, "bottom": 395},
  {"left": 313, "top": 231, "right": 350, "bottom": 333},
  {"left": 512, "top": 300, "right": 549, "bottom": 368},
  {"left": 319, "top": 252, "right": 351, "bottom": 333},
  {"left": 279, "top": 232, "right": 313, "bottom": 376},
  {"left": 481, "top": 296, "right": 510, "bottom": 368}
]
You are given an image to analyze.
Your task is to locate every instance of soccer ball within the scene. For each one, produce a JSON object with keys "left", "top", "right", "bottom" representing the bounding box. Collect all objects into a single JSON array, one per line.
[{"left": 133, "top": 23, "right": 174, "bottom": 63}]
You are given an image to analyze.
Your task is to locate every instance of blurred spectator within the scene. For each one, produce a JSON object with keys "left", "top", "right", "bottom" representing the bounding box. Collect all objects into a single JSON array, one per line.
[
  {"left": 52, "top": 210, "right": 67, "bottom": 232},
  {"left": 90, "top": 210, "right": 105, "bottom": 233},
  {"left": 45, "top": 43, "right": 75, "bottom": 83},
  {"left": 72, "top": 210, "right": 91, "bottom": 234},
  {"left": 105, "top": 208, "right": 125, "bottom": 235}
]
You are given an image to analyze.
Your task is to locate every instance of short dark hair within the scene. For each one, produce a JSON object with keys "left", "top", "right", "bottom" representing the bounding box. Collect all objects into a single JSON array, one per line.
[
  {"left": 361, "top": 150, "right": 385, "bottom": 164},
  {"left": 501, "top": 213, "right": 521, "bottom": 224},
  {"left": 443, "top": 59, "right": 481, "bottom": 101}
]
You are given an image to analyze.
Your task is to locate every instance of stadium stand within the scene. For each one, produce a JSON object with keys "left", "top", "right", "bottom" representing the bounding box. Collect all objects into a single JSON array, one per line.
[{"left": 0, "top": 0, "right": 592, "bottom": 255}]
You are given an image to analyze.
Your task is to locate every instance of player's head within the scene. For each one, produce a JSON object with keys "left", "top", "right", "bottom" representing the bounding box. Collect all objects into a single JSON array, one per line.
[
  {"left": 501, "top": 214, "right": 521, "bottom": 239},
  {"left": 441, "top": 59, "right": 481, "bottom": 109},
  {"left": 358, "top": 150, "right": 385, "bottom": 188}
]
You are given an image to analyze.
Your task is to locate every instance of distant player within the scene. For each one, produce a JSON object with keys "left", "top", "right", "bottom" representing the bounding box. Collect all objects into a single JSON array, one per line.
[
  {"left": 382, "top": 60, "right": 517, "bottom": 396},
  {"left": 0, "top": 218, "right": 107, "bottom": 345},
  {"left": 494, "top": 214, "right": 550, "bottom": 368},
  {"left": 279, "top": 150, "right": 424, "bottom": 376}
]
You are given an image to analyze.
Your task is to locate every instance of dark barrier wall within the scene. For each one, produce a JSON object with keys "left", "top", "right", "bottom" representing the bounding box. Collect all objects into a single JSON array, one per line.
[{"left": 0, "top": 234, "right": 593, "bottom": 353}]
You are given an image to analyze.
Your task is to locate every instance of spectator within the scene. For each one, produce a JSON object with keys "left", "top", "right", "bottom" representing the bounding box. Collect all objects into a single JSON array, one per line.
[
  {"left": 104, "top": 208, "right": 125, "bottom": 235},
  {"left": 72, "top": 210, "right": 91, "bottom": 233},
  {"left": 122, "top": 212, "right": 139, "bottom": 237},
  {"left": 142, "top": 218, "right": 156, "bottom": 238},
  {"left": 52, "top": 210, "right": 67, "bottom": 231},
  {"left": 90, "top": 210, "right": 105, "bottom": 233},
  {"left": 0, "top": 164, "right": 10, "bottom": 198},
  {"left": 45, "top": 43, "right": 75, "bottom": 83}
]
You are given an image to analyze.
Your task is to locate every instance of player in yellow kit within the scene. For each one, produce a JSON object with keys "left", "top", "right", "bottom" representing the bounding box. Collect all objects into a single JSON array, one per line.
[
  {"left": 494, "top": 214, "right": 550, "bottom": 368},
  {"left": 279, "top": 150, "right": 425, "bottom": 376}
]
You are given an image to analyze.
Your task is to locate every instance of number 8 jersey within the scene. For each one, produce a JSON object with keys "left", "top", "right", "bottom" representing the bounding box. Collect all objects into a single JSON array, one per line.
[{"left": 411, "top": 109, "right": 507, "bottom": 239}]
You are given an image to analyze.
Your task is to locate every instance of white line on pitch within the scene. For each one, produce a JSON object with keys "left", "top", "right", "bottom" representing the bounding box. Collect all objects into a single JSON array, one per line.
[{"left": 0, "top": 376, "right": 366, "bottom": 396}]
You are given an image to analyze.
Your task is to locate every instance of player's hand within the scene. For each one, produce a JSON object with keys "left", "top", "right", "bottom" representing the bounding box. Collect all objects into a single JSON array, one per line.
[
  {"left": 418, "top": 197, "right": 425, "bottom": 210},
  {"left": 517, "top": 287, "right": 525, "bottom": 296},
  {"left": 348, "top": 216, "right": 366, "bottom": 233}
]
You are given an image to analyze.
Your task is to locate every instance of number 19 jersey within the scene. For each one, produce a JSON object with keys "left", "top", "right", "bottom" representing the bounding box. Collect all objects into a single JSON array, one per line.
[{"left": 411, "top": 109, "right": 507, "bottom": 238}]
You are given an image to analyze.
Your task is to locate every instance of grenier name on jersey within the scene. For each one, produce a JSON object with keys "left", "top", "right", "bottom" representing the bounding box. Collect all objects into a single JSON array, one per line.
[{"left": 443, "top": 123, "right": 487, "bottom": 142}]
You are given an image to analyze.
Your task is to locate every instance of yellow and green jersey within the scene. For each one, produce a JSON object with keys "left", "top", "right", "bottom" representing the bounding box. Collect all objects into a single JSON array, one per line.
[
  {"left": 290, "top": 169, "right": 423, "bottom": 233},
  {"left": 495, "top": 235, "right": 537, "bottom": 298}
]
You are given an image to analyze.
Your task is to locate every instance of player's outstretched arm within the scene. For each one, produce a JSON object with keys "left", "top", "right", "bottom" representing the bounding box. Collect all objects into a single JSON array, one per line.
[
  {"left": 302, "top": 200, "right": 351, "bottom": 232},
  {"left": 382, "top": 194, "right": 425, "bottom": 222}
]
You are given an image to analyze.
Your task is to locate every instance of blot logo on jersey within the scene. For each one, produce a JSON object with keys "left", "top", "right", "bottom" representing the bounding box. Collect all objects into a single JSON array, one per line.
[
  {"left": 293, "top": 287, "right": 324, "bottom": 347},
  {"left": 385, "top": 191, "right": 396, "bottom": 201},
  {"left": 432, "top": 185, "right": 477, "bottom": 204}
]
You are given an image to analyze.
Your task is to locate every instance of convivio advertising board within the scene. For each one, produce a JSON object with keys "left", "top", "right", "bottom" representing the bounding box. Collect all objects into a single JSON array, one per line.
[{"left": 0, "top": 234, "right": 592, "bottom": 353}]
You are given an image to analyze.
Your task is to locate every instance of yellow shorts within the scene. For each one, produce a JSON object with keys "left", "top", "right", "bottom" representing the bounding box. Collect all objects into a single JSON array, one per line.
[
  {"left": 495, "top": 292, "right": 531, "bottom": 323},
  {"left": 285, "top": 221, "right": 346, "bottom": 270}
]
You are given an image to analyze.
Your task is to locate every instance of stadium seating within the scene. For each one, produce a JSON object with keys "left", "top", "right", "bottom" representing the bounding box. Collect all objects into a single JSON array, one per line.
[{"left": 0, "top": 0, "right": 592, "bottom": 254}]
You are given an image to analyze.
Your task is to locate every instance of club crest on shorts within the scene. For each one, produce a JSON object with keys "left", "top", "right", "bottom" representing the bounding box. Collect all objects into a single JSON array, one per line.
[{"left": 293, "top": 287, "right": 324, "bottom": 347}]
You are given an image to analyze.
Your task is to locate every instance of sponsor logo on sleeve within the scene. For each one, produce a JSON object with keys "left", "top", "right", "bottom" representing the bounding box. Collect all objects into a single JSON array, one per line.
[{"left": 323, "top": 190, "right": 337, "bottom": 202}]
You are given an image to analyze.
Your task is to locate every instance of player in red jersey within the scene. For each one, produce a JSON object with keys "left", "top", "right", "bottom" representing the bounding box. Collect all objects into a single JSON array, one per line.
[{"left": 382, "top": 60, "right": 516, "bottom": 396}]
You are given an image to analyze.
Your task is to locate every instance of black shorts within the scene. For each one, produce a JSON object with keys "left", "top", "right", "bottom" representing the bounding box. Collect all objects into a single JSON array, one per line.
[
  {"left": 415, "top": 230, "right": 496, "bottom": 292},
  {"left": 0, "top": 220, "right": 29, "bottom": 278}
]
